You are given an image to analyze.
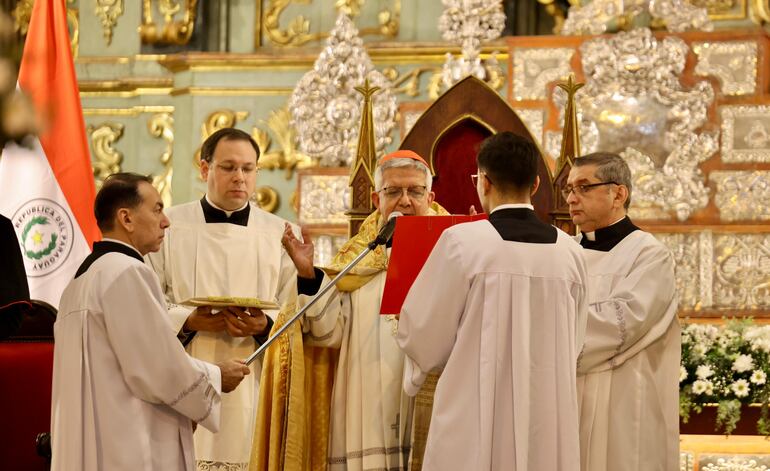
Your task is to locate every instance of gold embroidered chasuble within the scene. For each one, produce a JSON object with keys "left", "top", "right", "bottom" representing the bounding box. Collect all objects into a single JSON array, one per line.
[{"left": 250, "top": 203, "right": 447, "bottom": 471}]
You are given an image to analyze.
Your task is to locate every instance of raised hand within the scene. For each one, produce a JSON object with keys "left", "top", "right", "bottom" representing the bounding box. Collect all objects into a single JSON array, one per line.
[{"left": 282, "top": 223, "right": 316, "bottom": 278}]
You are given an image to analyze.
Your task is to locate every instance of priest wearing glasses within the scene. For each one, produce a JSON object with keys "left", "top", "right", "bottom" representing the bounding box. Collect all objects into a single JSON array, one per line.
[
  {"left": 146, "top": 128, "right": 317, "bottom": 470},
  {"left": 565, "top": 152, "right": 680, "bottom": 471}
]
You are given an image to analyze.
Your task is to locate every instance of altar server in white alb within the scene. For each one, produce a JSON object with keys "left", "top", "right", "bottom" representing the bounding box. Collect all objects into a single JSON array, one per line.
[
  {"left": 146, "top": 128, "right": 317, "bottom": 470},
  {"left": 397, "top": 132, "right": 588, "bottom": 471},
  {"left": 51, "top": 173, "right": 250, "bottom": 471},
  {"left": 566, "top": 152, "right": 680, "bottom": 471}
]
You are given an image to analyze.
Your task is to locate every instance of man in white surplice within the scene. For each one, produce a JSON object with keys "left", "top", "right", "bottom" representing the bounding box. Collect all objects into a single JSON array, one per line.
[
  {"left": 566, "top": 152, "right": 680, "bottom": 471},
  {"left": 52, "top": 173, "right": 250, "bottom": 471},
  {"left": 397, "top": 132, "right": 588, "bottom": 471},
  {"left": 146, "top": 128, "right": 318, "bottom": 470}
]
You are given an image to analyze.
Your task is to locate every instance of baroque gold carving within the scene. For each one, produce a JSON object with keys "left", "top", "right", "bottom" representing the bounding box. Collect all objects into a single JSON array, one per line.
[
  {"left": 68, "top": 7, "right": 79, "bottom": 58},
  {"left": 251, "top": 107, "right": 316, "bottom": 179},
  {"left": 140, "top": 0, "right": 198, "bottom": 46},
  {"left": 382, "top": 66, "right": 444, "bottom": 99},
  {"left": 750, "top": 0, "right": 770, "bottom": 22},
  {"left": 87, "top": 122, "right": 124, "bottom": 190},
  {"left": 94, "top": 0, "right": 124, "bottom": 46},
  {"left": 264, "top": 0, "right": 400, "bottom": 47},
  {"left": 193, "top": 109, "right": 250, "bottom": 175},
  {"left": 12, "top": 0, "right": 33, "bottom": 36},
  {"left": 254, "top": 186, "right": 279, "bottom": 213},
  {"left": 148, "top": 113, "right": 174, "bottom": 207}
]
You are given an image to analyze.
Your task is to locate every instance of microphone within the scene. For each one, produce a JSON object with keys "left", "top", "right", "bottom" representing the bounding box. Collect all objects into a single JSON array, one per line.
[{"left": 369, "top": 211, "right": 403, "bottom": 249}]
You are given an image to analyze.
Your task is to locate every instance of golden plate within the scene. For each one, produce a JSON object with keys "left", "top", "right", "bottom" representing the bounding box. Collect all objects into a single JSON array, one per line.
[{"left": 181, "top": 296, "right": 280, "bottom": 310}]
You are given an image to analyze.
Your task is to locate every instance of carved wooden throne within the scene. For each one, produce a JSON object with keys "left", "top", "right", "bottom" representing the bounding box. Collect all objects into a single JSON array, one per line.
[{"left": 398, "top": 76, "right": 555, "bottom": 222}]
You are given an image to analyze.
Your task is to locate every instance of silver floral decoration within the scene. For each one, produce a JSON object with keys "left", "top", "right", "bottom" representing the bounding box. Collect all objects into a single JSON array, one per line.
[
  {"left": 702, "top": 456, "right": 769, "bottom": 471},
  {"left": 566, "top": 28, "right": 717, "bottom": 221},
  {"left": 289, "top": 13, "right": 397, "bottom": 167},
  {"left": 438, "top": 0, "right": 506, "bottom": 90},
  {"left": 562, "top": 0, "right": 712, "bottom": 36}
]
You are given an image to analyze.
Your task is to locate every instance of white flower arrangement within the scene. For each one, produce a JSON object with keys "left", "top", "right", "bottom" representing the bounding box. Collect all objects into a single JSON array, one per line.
[{"left": 680, "top": 320, "right": 770, "bottom": 436}]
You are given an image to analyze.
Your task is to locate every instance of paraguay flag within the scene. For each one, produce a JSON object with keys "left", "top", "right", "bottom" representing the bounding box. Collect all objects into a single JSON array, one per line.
[{"left": 0, "top": 0, "right": 99, "bottom": 308}]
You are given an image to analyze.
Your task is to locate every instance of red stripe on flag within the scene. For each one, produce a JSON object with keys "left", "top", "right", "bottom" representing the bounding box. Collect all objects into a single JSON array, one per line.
[{"left": 18, "top": 0, "right": 100, "bottom": 247}]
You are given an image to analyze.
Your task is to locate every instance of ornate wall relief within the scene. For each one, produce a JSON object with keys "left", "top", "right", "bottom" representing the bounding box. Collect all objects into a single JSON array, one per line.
[
  {"left": 289, "top": 13, "right": 397, "bottom": 167},
  {"left": 253, "top": 107, "right": 316, "bottom": 180},
  {"left": 574, "top": 28, "right": 717, "bottom": 221},
  {"left": 700, "top": 455, "right": 770, "bottom": 470},
  {"left": 711, "top": 171, "right": 770, "bottom": 221},
  {"left": 561, "top": 0, "right": 712, "bottom": 35},
  {"left": 511, "top": 48, "right": 574, "bottom": 101},
  {"left": 655, "top": 232, "right": 705, "bottom": 310},
  {"left": 148, "top": 112, "right": 174, "bottom": 207},
  {"left": 94, "top": 0, "right": 124, "bottom": 46},
  {"left": 88, "top": 122, "right": 124, "bottom": 189},
  {"left": 298, "top": 174, "right": 350, "bottom": 226},
  {"left": 139, "top": 0, "right": 198, "bottom": 45},
  {"left": 513, "top": 109, "right": 544, "bottom": 147},
  {"left": 693, "top": 41, "right": 758, "bottom": 96},
  {"left": 713, "top": 233, "right": 770, "bottom": 310},
  {"left": 720, "top": 105, "right": 770, "bottom": 163},
  {"left": 263, "top": 0, "right": 400, "bottom": 47},
  {"left": 654, "top": 231, "right": 770, "bottom": 312},
  {"left": 438, "top": 0, "right": 506, "bottom": 92}
]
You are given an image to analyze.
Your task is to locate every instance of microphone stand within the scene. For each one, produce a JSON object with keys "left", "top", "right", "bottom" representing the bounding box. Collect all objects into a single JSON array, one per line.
[{"left": 244, "top": 238, "right": 383, "bottom": 366}]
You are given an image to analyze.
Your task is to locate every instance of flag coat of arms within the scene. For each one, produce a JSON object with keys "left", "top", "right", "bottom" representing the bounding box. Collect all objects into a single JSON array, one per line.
[{"left": 0, "top": 0, "right": 99, "bottom": 308}]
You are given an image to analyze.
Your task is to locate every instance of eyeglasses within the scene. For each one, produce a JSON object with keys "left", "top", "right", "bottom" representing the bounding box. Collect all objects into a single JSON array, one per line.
[
  {"left": 215, "top": 164, "right": 258, "bottom": 176},
  {"left": 561, "top": 181, "right": 618, "bottom": 199},
  {"left": 471, "top": 172, "right": 493, "bottom": 187},
  {"left": 379, "top": 186, "right": 427, "bottom": 199}
]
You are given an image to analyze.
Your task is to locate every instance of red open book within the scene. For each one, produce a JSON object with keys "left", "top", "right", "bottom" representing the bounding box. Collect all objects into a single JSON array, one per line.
[{"left": 380, "top": 214, "right": 488, "bottom": 315}]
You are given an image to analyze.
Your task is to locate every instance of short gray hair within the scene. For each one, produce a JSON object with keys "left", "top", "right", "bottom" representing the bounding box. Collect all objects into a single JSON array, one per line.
[
  {"left": 373, "top": 157, "right": 432, "bottom": 191},
  {"left": 574, "top": 152, "right": 632, "bottom": 209}
]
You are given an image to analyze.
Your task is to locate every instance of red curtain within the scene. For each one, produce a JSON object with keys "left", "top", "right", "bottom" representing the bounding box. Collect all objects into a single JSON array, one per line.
[{"left": 432, "top": 120, "right": 493, "bottom": 215}]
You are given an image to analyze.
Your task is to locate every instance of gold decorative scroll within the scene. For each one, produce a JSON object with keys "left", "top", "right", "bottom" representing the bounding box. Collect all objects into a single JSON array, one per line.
[
  {"left": 336, "top": 0, "right": 365, "bottom": 16},
  {"left": 12, "top": 0, "right": 33, "bottom": 36},
  {"left": 94, "top": 0, "right": 124, "bottom": 45},
  {"left": 148, "top": 113, "right": 174, "bottom": 207},
  {"left": 750, "top": 0, "right": 770, "bottom": 22},
  {"left": 88, "top": 122, "right": 125, "bottom": 189},
  {"left": 382, "top": 66, "right": 443, "bottom": 99},
  {"left": 193, "top": 109, "right": 250, "bottom": 176},
  {"left": 264, "top": 0, "right": 400, "bottom": 47},
  {"left": 67, "top": 7, "right": 79, "bottom": 58},
  {"left": 254, "top": 186, "right": 279, "bottom": 213},
  {"left": 538, "top": 0, "right": 567, "bottom": 34},
  {"left": 252, "top": 107, "right": 316, "bottom": 180},
  {"left": 140, "top": 0, "right": 198, "bottom": 46}
]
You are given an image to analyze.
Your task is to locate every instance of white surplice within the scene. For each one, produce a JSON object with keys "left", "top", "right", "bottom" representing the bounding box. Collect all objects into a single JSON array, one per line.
[
  {"left": 51, "top": 241, "right": 222, "bottom": 471},
  {"left": 300, "top": 268, "right": 412, "bottom": 471},
  {"left": 576, "top": 230, "right": 680, "bottom": 471},
  {"left": 146, "top": 200, "right": 298, "bottom": 470},
  {"left": 397, "top": 218, "right": 587, "bottom": 471}
]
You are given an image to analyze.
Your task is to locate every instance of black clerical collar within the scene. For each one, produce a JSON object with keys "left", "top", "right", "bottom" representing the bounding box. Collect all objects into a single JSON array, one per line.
[
  {"left": 579, "top": 216, "right": 640, "bottom": 252},
  {"left": 74, "top": 240, "right": 145, "bottom": 278},
  {"left": 200, "top": 196, "right": 250, "bottom": 226},
  {"left": 488, "top": 207, "right": 557, "bottom": 244}
]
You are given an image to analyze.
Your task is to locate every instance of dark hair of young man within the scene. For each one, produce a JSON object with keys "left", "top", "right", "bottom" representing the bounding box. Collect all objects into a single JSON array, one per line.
[
  {"left": 199, "top": 127, "right": 261, "bottom": 164},
  {"left": 94, "top": 173, "right": 153, "bottom": 232},
  {"left": 476, "top": 131, "right": 539, "bottom": 195}
]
